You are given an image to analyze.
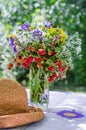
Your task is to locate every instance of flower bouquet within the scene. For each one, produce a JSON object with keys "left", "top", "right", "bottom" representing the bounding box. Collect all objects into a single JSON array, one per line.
[{"left": 8, "top": 20, "right": 80, "bottom": 109}]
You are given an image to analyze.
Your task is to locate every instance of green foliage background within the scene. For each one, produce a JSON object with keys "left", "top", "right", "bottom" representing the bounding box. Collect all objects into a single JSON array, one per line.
[{"left": 0, "top": 0, "right": 86, "bottom": 91}]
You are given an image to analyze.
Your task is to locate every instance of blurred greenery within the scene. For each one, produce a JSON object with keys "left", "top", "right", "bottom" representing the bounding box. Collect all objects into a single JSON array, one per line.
[{"left": 0, "top": 0, "right": 86, "bottom": 92}]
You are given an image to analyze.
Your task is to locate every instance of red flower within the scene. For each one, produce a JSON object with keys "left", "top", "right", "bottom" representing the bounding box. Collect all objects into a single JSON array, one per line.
[
  {"left": 22, "top": 57, "right": 27, "bottom": 63},
  {"left": 27, "top": 56, "right": 33, "bottom": 64},
  {"left": 51, "top": 42, "right": 56, "bottom": 46},
  {"left": 38, "top": 49, "right": 46, "bottom": 55},
  {"left": 16, "top": 54, "right": 22, "bottom": 59},
  {"left": 52, "top": 73, "right": 57, "bottom": 79},
  {"left": 58, "top": 74, "right": 66, "bottom": 79},
  {"left": 55, "top": 61, "right": 68, "bottom": 72},
  {"left": 22, "top": 62, "right": 29, "bottom": 69},
  {"left": 16, "top": 63, "right": 21, "bottom": 67},
  {"left": 28, "top": 46, "right": 35, "bottom": 52},
  {"left": 37, "top": 63, "right": 42, "bottom": 68},
  {"left": 58, "top": 65, "right": 68, "bottom": 72},
  {"left": 34, "top": 57, "right": 41, "bottom": 63},
  {"left": 41, "top": 57, "right": 47, "bottom": 61},
  {"left": 56, "top": 61, "right": 62, "bottom": 66},
  {"left": 14, "top": 55, "right": 22, "bottom": 65},
  {"left": 22, "top": 56, "right": 33, "bottom": 69},
  {"left": 48, "top": 73, "right": 57, "bottom": 82},
  {"left": 8, "top": 63, "right": 13, "bottom": 70},
  {"left": 48, "top": 51, "right": 56, "bottom": 56},
  {"left": 48, "top": 66, "right": 54, "bottom": 72}
]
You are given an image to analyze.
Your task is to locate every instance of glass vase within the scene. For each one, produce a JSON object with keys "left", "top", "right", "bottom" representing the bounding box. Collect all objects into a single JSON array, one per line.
[{"left": 29, "top": 69, "right": 49, "bottom": 110}]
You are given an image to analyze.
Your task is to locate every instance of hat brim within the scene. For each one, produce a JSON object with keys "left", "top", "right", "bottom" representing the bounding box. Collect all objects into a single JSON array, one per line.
[{"left": 0, "top": 107, "right": 44, "bottom": 129}]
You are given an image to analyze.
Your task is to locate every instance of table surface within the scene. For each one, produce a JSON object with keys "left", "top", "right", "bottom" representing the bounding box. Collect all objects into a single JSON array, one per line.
[{"left": 4, "top": 91, "right": 86, "bottom": 130}]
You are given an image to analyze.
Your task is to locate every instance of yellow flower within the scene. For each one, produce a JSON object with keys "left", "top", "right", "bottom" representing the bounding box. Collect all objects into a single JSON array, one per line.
[
  {"left": 8, "top": 34, "right": 15, "bottom": 38},
  {"left": 58, "top": 28, "right": 67, "bottom": 44},
  {"left": 59, "top": 28, "right": 64, "bottom": 34},
  {"left": 48, "top": 27, "right": 57, "bottom": 35}
]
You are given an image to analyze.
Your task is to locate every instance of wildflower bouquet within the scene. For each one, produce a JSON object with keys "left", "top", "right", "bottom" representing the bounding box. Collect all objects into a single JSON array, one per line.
[
  {"left": 8, "top": 21, "right": 79, "bottom": 107},
  {"left": 9, "top": 21, "right": 68, "bottom": 82}
]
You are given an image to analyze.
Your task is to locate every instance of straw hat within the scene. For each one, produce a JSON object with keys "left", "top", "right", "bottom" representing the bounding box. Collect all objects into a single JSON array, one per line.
[{"left": 0, "top": 79, "right": 44, "bottom": 128}]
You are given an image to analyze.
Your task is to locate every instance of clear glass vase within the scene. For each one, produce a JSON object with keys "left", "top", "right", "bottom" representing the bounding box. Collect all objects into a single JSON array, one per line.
[{"left": 29, "top": 69, "right": 49, "bottom": 110}]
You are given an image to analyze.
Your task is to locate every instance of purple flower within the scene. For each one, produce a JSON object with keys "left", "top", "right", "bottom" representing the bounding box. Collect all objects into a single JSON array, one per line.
[
  {"left": 33, "top": 29, "right": 43, "bottom": 41},
  {"left": 9, "top": 37, "right": 14, "bottom": 46},
  {"left": 13, "top": 45, "right": 18, "bottom": 53},
  {"left": 33, "top": 29, "right": 40, "bottom": 37},
  {"left": 9, "top": 37, "right": 18, "bottom": 53},
  {"left": 21, "top": 23, "right": 29, "bottom": 31},
  {"left": 57, "top": 110, "right": 84, "bottom": 119},
  {"left": 39, "top": 36, "right": 43, "bottom": 41},
  {"left": 45, "top": 21, "right": 51, "bottom": 28},
  {"left": 39, "top": 31, "right": 43, "bottom": 41},
  {"left": 43, "top": 94, "right": 49, "bottom": 100}
]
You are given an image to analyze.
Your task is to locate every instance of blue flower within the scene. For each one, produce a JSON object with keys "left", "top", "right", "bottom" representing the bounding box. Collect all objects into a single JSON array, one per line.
[
  {"left": 21, "top": 23, "right": 29, "bottom": 31},
  {"left": 9, "top": 37, "right": 14, "bottom": 46}
]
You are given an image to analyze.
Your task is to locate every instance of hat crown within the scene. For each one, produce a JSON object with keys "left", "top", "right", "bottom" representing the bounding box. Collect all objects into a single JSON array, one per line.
[{"left": 0, "top": 79, "right": 28, "bottom": 116}]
